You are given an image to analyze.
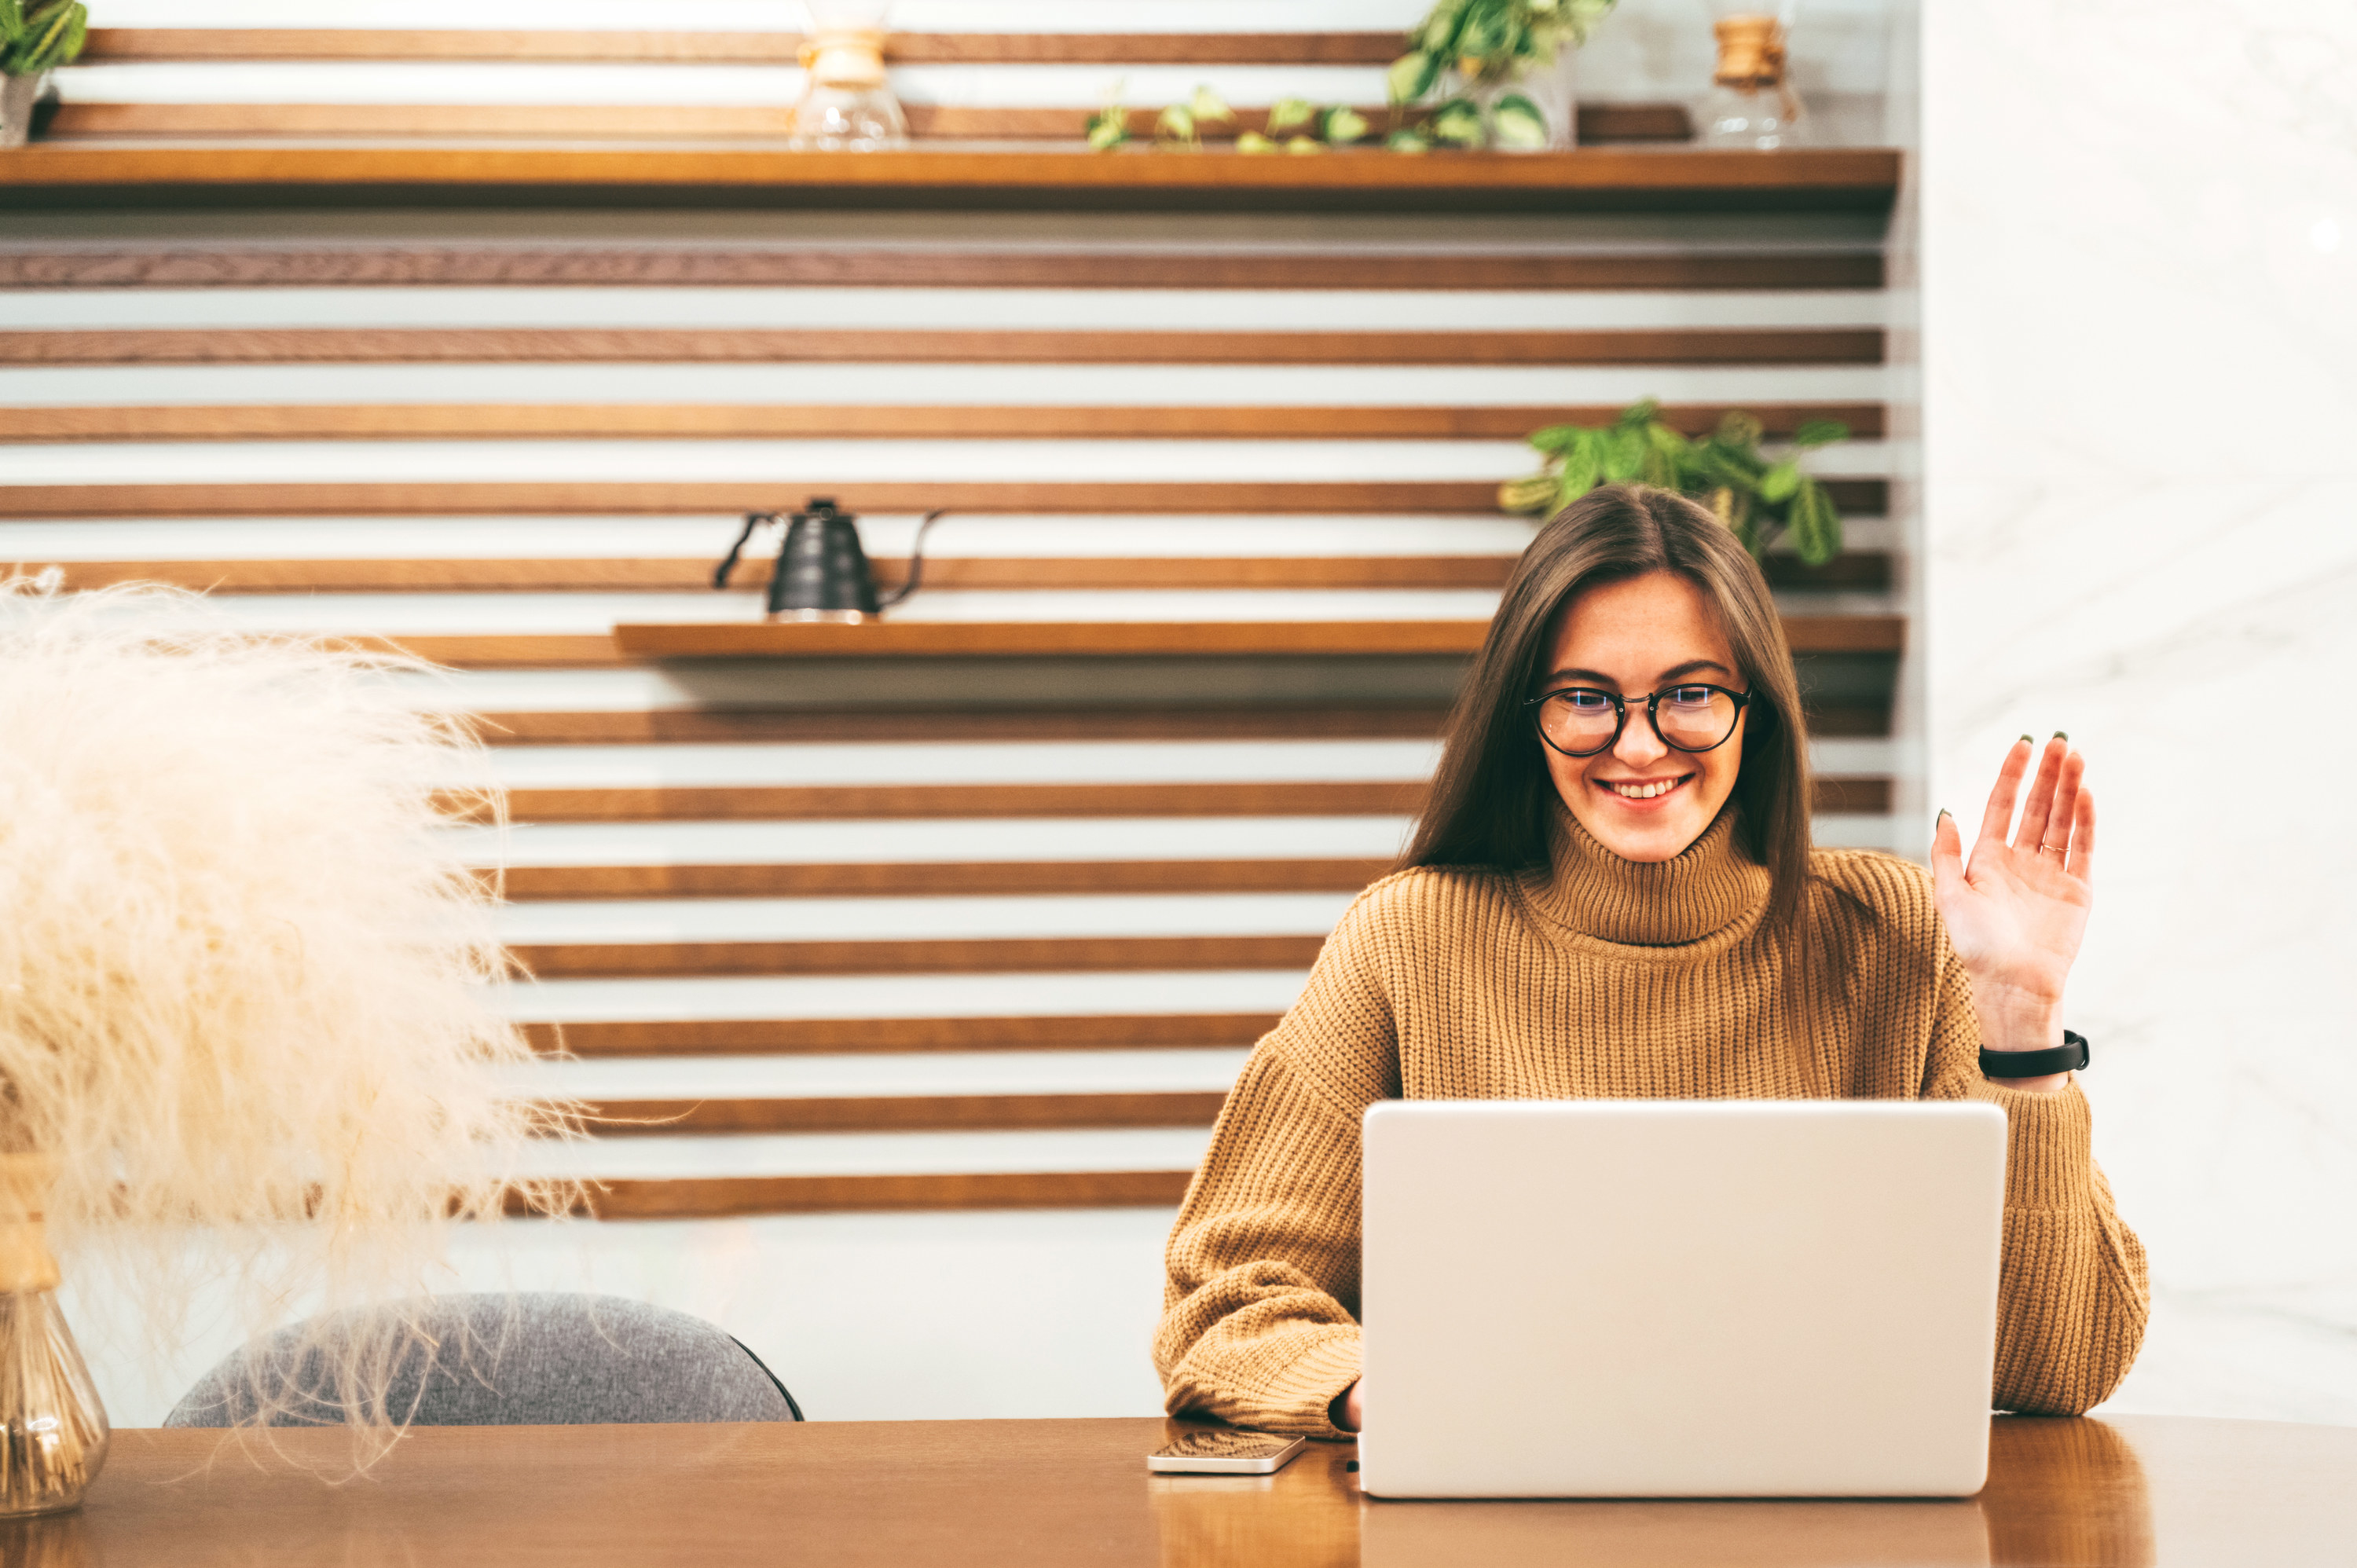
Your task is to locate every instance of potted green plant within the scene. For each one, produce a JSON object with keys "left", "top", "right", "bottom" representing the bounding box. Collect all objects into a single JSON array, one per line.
[
  {"left": 2, "top": 0, "right": 85, "bottom": 148},
  {"left": 1498, "top": 400, "right": 1849, "bottom": 564},
  {"left": 1387, "top": 0, "right": 1616, "bottom": 151}
]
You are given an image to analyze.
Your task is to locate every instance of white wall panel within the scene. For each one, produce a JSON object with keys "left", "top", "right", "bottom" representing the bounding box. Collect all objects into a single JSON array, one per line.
[{"left": 1923, "top": 0, "right": 2357, "bottom": 1423}]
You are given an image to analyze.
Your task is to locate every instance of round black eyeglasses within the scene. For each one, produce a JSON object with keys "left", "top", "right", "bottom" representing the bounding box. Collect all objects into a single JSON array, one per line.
[{"left": 1523, "top": 683, "right": 1754, "bottom": 758}]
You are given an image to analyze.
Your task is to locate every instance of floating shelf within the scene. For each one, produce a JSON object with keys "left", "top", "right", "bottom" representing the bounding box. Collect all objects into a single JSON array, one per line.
[{"left": 1, "top": 145, "right": 1902, "bottom": 214}]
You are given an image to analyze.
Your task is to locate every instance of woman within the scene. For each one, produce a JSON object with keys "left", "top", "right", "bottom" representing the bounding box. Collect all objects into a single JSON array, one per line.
[{"left": 1154, "top": 485, "right": 2147, "bottom": 1436}]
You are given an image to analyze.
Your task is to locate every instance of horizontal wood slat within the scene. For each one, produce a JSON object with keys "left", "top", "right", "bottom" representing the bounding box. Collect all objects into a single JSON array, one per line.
[
  {"left": 42, "top": 551, "right": 1890, "bottom": 597},
  {"left": 615, "top": 620, "right": 1473, "bottom": 659},
  {"left": 489, "top": 775, "right": 1888, "bottom": 824},
  {"left": 0, "top": 479, "right": 1890, "bottom": 518},
  {"left": 45, "top": 556, "right": 1517, "bottom": 593},
  {"left": 581, "top": 1091, "right": 1227, "bottom": 1136},
  {"left": 519, "top": 1014, "right": 1281, "bottom": 1057},
  {"left": 79, "top": 29, "right": 1406, "bottom": 66},
  {"left": 495, "top": 858, "right": 1391, "bottom": 901},
  {"left": 0, "top": 328, "right": 1883, "bottom": 367},
  {"left": 0, "top": 147, "right": 1905, "bottom": 214},
  {"left": 607, "top": 614, "right": 1902, "bottom": 661},
  {"left": 0, "top": 248, "right": 1886, "bottom": 292},
  {"left": 552, "top": 1170, "right": 1194, "bottom": 1218},
  {"left": 41, "top": 101, "right": 1693, "bottom": 146},
  {"left": 473, "top": 700, "right": 1890, "bottom": 745},
  {"left": 510, "top": 933, "right": 1330, "bottom": 979},
  {"left": 475, "top": 706, "right": 1453, "bottom": 746},
  {"left": 2, "top": 403, "right": 1886, "bottom": 444},
  {"left": 498, "top": 781, "right": 1425, "bottom": 822}
]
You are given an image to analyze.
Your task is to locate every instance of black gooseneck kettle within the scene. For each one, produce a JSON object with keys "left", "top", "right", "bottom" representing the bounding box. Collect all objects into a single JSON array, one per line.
[{"left": 713, "top": 499, "right": 948, "bottom": 622}]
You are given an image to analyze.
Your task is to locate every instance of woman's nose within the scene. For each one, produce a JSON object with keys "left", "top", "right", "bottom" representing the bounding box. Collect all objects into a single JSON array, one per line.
[{"left": 1613, "top": 709, "right": 1670, "bottom": 768}]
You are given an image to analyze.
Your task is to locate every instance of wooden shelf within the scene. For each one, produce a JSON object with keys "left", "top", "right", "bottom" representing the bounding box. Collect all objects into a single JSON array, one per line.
[
  {"left": 611, "top": 616, "right": 1903, "bottom": 661},
  {"left": 0, "top": 145, "right": 1901, "bottom": 214}
]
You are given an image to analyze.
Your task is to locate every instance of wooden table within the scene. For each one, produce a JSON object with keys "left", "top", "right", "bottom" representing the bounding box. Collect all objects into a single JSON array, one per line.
[{"left": 12, "top": 1414, "right": 2352, "bottom": 1566}]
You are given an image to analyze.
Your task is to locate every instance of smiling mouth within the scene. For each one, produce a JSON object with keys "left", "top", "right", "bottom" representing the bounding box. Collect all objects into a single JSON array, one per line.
[{"left": 1598, "top": 773, "right": 1694, "bottom": 801}]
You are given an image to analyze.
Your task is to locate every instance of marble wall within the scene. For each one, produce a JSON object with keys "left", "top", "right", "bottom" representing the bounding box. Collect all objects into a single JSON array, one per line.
[{"left": 1922, "top": 0, "right": 2357, "bottom": 1422}]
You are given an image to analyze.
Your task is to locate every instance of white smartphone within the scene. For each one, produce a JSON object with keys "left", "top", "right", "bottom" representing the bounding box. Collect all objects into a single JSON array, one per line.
[{"left": 1147, "top": 1428, "right": 1310, "bottom": 1475}]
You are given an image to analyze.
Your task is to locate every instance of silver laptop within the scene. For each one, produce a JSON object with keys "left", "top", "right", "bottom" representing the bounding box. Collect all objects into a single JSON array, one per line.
[{"left": 1358, "top": 1100, "right": 2006, "bottom": 1498}]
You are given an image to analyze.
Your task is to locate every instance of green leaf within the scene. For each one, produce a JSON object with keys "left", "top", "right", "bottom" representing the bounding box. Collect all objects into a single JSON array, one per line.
[
  {"left": 1600, "top": 425, "right": 1648, "bottom": 484},
  {"left": 1788, "top": 479, "right": 1842, "bottom": 566},
  {"left": 1083, "top": 108, "right": 1130, "bottom": 152},
  {"left": 1284, "top": 135, "right": 1328, "bottom": 155},
  {"left": 1791, "top": 419, "right": 1849, "bottom": 448},
  {"left": 1188, "top": 86, "right": 1235, "bottom": 126},
  {"left": 1321, "top": 105, "right": 1371, "bottom": 145},
  {"left": 1617, "top": 397, "right": 1660, "bottom": 430},
  {"left": 1757, "top": 458, "right": 1801, "bottom": 504},
  {"left": 1498, "top": 473, "right": 1560, "bottom": 515},
  {"left": 1527, "top": 423, "right": 1590, "bottom": 454},
  {"left": 1234, "top": 130, "right": 1278, "bottom": 155},
  {"left": 1386, "top": 51, "right": 1440, "bottom": 105},
  {"left": 1429, "top": 97, "right": 1486, "bottom": 146},
  {"left": 1714, "top": 409, "right": 1765, "bottom": 450},
  {"left": 1384, "top": 126, "right": 1431, "bottom": 153},
  {"left": 1490, "top": 93, "right": 1547, "bottom": 149},
  {"left": 1155, "top": 103, "right": 1197, "bottom": 144},
  {"left": 1266, "top": 97, "right": 1316, "bottom": 135}
]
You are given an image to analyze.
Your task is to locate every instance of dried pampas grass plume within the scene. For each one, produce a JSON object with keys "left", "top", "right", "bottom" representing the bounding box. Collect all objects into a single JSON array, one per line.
[{"left": 0, "top": 581, "right": 579, "bottom": 1454}]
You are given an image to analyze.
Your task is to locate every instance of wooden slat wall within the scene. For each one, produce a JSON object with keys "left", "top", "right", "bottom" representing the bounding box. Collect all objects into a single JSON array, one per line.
[{"left": 3, "top": 24, "right": 1905, "bottom": 1225}]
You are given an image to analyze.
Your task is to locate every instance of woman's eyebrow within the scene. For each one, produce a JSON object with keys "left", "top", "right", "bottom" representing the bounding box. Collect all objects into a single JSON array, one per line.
[{"left": 1538, "top": 658, "right": 1732, "bottom": 688}]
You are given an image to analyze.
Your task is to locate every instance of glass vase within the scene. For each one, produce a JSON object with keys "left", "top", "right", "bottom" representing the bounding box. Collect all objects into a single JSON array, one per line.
[
  {"left": 1699, "top": 4, "right": 1802, "bottom": 149},
  {"left": 1447, "top": 47, "right": 1580, "bottom": 152},
  {"left": 790, "top": 0, "right": 908, "bottom": 150},
  {"left": 0, "top": 1156, "right": 108, "bottom": 1519},
  {"left": 0, "top": 1292, "right": 109, "bottom": 1519}
]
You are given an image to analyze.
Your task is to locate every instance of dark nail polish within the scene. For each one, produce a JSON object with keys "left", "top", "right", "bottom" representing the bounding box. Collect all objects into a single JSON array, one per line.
[
  {"left": 2018, "top": 734, "right": 2033, "bottom": 745},
  {"left": 2052, "top": 731, "right": 2069, "bottom": 742}
]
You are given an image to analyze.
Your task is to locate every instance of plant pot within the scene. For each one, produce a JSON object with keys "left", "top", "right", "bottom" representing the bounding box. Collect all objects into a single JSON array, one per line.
[{"left": 2, "top": 71, "right": 53, "bottom": 148}]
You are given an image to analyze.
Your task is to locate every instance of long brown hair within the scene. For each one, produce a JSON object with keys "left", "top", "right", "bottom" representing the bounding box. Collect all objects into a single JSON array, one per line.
[{"left": 1402, "top": 484, "right": 1816, "bottom": 946}]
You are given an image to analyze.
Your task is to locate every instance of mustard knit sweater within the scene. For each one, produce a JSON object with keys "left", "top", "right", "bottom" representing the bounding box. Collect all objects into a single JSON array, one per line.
[{"left": 1155, "top": 808, "right": 2149, "bottom": 1436}]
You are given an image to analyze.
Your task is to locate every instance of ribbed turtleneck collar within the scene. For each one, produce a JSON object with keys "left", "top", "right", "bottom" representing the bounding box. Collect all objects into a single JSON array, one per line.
[{"left": 1518, "top": 803, "right": 1772, "bottom": 947}]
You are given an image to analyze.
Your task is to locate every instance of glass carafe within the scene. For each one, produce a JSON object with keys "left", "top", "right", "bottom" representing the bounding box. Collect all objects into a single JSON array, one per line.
[
  {"left": 1699, "top": 2, "right": 1802, "bottom": 149},
  {"left": 790, "top": 0, "right": 908, "bottom": 150},
  {"left": 0, "top": 1158, "right": 108, "bottom": 1519}
]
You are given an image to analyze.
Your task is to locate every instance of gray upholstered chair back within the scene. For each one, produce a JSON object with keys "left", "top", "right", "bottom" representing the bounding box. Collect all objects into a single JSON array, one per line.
[{"left": 164, "top": 1292, "right": 801, "bottom": 1427}]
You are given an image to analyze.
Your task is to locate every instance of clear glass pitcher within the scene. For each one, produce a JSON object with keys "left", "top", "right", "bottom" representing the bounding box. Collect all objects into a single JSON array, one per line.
[{"left": 0, "top": 1157, "right": 109, "bottom": 1519}]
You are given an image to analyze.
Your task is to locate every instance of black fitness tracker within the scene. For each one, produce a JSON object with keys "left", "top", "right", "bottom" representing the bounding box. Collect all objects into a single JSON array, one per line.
[{"left": 1979, "top": 1029, "right": 2089, "bottom": 1079}]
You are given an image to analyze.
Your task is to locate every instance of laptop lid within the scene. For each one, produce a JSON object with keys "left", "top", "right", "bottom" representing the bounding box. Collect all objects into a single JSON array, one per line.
[{"left": 1358, "top": 1099, "right": 2006, "bottom": 1499}]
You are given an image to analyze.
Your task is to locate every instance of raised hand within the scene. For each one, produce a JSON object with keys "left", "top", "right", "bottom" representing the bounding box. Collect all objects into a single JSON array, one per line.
[{"left": 1929, "top": 737, "right": 2094, "bottom": 1079}]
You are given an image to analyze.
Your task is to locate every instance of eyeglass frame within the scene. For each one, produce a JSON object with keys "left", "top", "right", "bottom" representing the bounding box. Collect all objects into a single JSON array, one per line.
[{"left": 1522, "top": 682, "right": 1756, "bottom": 759}]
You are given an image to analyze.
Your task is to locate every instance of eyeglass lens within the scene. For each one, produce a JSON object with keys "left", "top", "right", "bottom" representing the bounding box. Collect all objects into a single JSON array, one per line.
[{"left": 1537, "top": 687, "right": 1740, "bottom": 757}]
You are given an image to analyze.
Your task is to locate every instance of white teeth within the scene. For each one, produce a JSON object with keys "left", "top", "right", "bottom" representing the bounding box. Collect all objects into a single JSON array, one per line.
[{"left": 1607, "top": 779, "right": 1681, "bottom": 800}]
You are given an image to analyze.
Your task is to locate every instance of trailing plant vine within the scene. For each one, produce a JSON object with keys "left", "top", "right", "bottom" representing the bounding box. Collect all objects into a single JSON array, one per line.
[
  {"left": 1499, "top": 400, "right": 1850, "bottom": 564},
  {"left": 1385, "top": 0, "right": 1616, "bottom": 150}
]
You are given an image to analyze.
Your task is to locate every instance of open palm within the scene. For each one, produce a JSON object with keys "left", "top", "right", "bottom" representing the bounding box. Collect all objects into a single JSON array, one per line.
[{"left": 1930, "top": 738, "right": 2093, "bottom": 1047}]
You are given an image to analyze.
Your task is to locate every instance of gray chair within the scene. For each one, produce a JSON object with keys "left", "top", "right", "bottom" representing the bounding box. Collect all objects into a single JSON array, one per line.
[{"left": 164, "top": 1292, "right": 803, "bottom": 1427}]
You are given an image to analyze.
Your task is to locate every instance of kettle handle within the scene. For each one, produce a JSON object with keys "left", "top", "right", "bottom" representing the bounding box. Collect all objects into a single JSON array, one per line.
[
  {"left": 715, "top": 512, "right": 779, "bottom": 590},
  {"left": 875, "top": 510, "right": 951, "bottom": 610}
]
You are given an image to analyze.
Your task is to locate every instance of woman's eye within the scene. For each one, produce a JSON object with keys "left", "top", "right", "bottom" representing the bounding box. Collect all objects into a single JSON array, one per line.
[
  {"left": 1666, "top": 686, "right": 1714, "bottom": 706},
  {"left": 1562, "top": 691, "right": 1613, "bottom": 710}
]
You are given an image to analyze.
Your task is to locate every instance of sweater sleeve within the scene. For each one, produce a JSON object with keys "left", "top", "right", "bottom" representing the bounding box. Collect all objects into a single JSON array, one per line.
[
  {"left": 1921, "top": 947, "right": 2150, "bottom": 1414},
  {"left": 1153, "top": 885, "right": 1405, "bottom": 1438}
]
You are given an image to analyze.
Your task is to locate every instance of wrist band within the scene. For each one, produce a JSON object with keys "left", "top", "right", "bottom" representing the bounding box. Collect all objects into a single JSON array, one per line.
[{"left": 1979, "top": 1029, "right": 2088, "bottom": 1079}]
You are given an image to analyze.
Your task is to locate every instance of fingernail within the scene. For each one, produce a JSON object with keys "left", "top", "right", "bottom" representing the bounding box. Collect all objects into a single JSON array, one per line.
[
  {"left": 2052, "top": 730, "right": 2069, "bottom": 742},
  {"left": 1936, "top": 808, "right": 1951, "bottom": 822},
  {"left": 2018, "top": 734, "right": 2033, "bottom": 745}
]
